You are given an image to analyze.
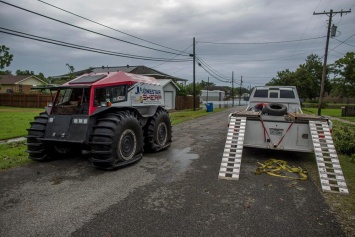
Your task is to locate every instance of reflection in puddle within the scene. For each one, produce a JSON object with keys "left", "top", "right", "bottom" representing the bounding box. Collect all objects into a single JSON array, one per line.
[
  {"left": 156, "top": 147, "right": 199, "bottom": 183},
  {"left": 167, "top": 147, "right": 199, "bottom": 173}
]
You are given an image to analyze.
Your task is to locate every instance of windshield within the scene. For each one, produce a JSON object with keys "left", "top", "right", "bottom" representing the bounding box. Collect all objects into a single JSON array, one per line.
[{"left": 52, "top": 88, "right": 91, "bottom": 115}]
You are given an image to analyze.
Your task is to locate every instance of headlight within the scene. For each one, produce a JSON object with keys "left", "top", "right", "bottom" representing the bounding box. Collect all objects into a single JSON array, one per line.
[{"left": 72, "top": 118, "right": 88, "bottom": 124}]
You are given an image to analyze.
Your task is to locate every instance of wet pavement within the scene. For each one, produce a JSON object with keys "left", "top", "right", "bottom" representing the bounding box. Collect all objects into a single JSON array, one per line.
[{"left": 0, "top": 107, "right": 346, "bottom": 236}]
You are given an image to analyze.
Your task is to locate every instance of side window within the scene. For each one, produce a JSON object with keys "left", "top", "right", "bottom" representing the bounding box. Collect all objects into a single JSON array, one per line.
[
  {"left": 269, "top": 92, "right": 278, "bottom": 98},
  {"left": 280, "top": 90, "right": 295, "bottom": 98},
  {"left": 111, "top": 85, "right": 127, "bottom": 103},
  {"left": 254, "top": 89, "right": 268, "bottom": 98},
  {"left": 94, "top": 85, "right": 127, "bottom": 106},
  {"left": 94, "top": 88, "right": 108, "bottom": 106}
]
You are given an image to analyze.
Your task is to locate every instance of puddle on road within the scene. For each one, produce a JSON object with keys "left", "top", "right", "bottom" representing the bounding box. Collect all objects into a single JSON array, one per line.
[
  {"left": 167, "top": 147, "right": 199, "bottom": 173},
  {"left": 143, "top": 147, "right": 199, "bottom": 183}
]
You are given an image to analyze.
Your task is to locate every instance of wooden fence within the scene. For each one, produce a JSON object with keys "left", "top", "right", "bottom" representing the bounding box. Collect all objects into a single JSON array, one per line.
[
  {"left": 0, "top": 93, "right": 200, "bottom": 110},
  {"left": 175, "top": 96, "right": 200, "bottom": 110},
  {"left": 0, "top": 93, "right": 52, "bottom": 108},
  {"left": 341, "top": 106, "right": 355, "bottom": 117}
]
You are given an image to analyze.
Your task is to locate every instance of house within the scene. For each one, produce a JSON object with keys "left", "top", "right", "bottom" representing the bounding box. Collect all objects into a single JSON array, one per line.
[
  {"left": 158, "top": 79, "right": 180, "bottom": 110},
  {"left": 0, "top": 75, "right": 47, "bottom": 93},
  {"left": 51, "top": 65, "right": 187, "bottom": 110},
  {"left": 200, "top": 90, "right": 226, "bottom": 102},
  {"left": 51, "top": 65, "right": 188, "bottom": 84}
]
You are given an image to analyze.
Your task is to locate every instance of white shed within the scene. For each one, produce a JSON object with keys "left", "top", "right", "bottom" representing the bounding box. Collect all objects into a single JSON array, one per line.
[{"left": 157, "top": 79, "right": 179, "bottom": 110}]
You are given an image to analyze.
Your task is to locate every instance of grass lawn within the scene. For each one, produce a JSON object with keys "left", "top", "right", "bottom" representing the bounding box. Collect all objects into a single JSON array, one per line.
[
  {"left": 0, "top": 106, "right": 45, "bottom": 140},
  {"left": 0, "top": 141, "right": 32, "bottom": 170},
  {"left": 302, "top": 107, "right": 355, "bottom": 122},
  {"left": 0, "top": 106, "right": 227, "bottom": 170},
  {"left": 170, "top": 108, "right": 226, "bottom": 125}
]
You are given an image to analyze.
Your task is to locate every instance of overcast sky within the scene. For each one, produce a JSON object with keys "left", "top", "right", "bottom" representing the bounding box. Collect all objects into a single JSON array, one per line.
[{"left": 1, "top": 0, "right": 354, "bottom": 87}]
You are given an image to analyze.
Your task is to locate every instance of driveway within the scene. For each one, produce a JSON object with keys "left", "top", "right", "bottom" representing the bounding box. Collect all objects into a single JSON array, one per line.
[{"left": 0, "top": 107, "right": 345, "bottom": 236}]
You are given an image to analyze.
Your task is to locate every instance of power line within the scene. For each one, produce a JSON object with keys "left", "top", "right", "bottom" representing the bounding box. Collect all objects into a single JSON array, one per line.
[
  {"left": 197, "top": 36, "right": 326, "bottom": 45},
  {"left": 333, "top": 37, "right": 355, "bottom": 47},
  {"left": 0, "top": 1, "right": 190, "bottom": 56},
  {"left": 196, "top": 56, "right": 230, "bottom": 80},
  {"left": 196, "top": 58, "right": 235, "bottom": 84},
  {"left": 151, "top": 44, "right": 193, "bottom": 68},
  {"left": 291, "top": 0, "right": 322, "bottom": 58},
  {"left": 0, "top": 27, "right": 192, "bottom": 62},
  {"left": 331, "top": 33, "right": 355, "bottom": 50},
  {"left": 196, "top": 62, "right": 230, "bottom": 83},
  {"left": 37, "top": 0, "right": 188, "bottom": 55}
]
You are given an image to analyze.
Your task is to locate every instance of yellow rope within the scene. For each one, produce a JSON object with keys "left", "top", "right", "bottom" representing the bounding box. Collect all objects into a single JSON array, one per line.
[{"left": 255, "top": 159, "right": 307, "bottom": 180}]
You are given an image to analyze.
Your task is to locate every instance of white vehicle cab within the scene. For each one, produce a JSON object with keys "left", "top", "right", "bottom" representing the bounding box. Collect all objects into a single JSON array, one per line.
[{"left": 219, "top": 86, "right": 348, "bottom": 195}]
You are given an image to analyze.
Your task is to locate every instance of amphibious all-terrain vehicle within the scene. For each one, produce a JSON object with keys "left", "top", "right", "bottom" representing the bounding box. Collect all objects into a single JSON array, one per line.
[{"left": 26, "top": 71, "right": 172, "bottom": 169}]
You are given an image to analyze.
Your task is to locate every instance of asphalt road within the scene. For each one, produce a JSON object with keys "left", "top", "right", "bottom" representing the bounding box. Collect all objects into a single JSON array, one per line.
[{"left": 0, "top": 107, "right": 345, "bottom": 237}]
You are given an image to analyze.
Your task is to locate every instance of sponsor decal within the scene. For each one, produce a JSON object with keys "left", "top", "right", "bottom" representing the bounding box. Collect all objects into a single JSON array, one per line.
[
  {"left": 134, "top": 86, "right": 162, "bottom": 102},
  {"left": 131, "top": 85, "right": 163, "bottom": 105}
]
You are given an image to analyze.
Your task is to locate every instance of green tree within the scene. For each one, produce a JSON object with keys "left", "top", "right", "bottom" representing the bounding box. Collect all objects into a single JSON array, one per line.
[
  {"left": 200, "top": 80, "right": 215, "bottom": 89},
  {"left": 266, "top": 69, "right": 296, "bottom": 87},
  {"left": 0, "top": 70, "right": 12, "bottom": 75},
  {"left": 186, "top": 82, "right": 202, "bottom": 96},
  {"left": 66, "top": 63, "right": 75, "bottom": 80},
  {"left": 176, "top": 82, "right": 202, "bottom": 96},
  {"left": 176, "top": 83, "right": 188, "bottom": 96},
  {"left": 266, "top": 54, "right": 329, "bottom": 100},
  {"left": 330, "top": 52, "right": 355, "bottom": 97},
  {"left": 36, "top": 72, "right": 47, "bottom": 81},
  {"left": 294, "top": 54, "right": 327, "bottom": 100},
  {"left": 16, "top": 70, "right": 34, "bottom": 75},
  {"left": 0, "top": 45, "right": 13, "bottom": 69}
]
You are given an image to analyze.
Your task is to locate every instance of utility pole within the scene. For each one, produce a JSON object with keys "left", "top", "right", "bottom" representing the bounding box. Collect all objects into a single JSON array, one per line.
[
  {"left": 193, "top": 37, "right": 196, "bottom": 111},
  {"left": 207, "top": 77, "right": 209, "bottom": 103},
  {"left": 239, "top": 75, "right": 243, "bottom": 106},
  {"left": 313, "top": 9, "right": 351, "bottom": 115},
  {"left": 232, "top": 71, "right": 234, "bottom": 107}
]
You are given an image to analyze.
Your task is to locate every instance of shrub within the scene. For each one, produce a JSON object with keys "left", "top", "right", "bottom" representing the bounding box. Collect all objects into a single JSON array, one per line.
[{"left": 332, "top": 122, "right": 355, "bottom": 156}]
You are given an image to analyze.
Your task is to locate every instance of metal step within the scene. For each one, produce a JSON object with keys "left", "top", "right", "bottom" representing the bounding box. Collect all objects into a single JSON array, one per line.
[
  {"left": 309, "top": 121, "right": 349, "bottom": 194},
  {"left": 218, "top": 117, "right": 246, "bottom": 180}
]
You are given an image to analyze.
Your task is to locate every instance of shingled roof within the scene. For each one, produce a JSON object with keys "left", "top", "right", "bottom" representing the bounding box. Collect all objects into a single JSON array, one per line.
[
  {"left": 0, "top": 75, "right": 32, "bottom": 84},
  {"left": 51, "top": 65, "right": 188, "bottom": 83},
  {"left": 0, "top": 75, "right": 47, "bottom": 85}
]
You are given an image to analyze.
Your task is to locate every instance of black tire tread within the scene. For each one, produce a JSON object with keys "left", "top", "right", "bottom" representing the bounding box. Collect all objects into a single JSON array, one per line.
[
  {"left": 143, "top": 108, "right": 172, "bottom": 152},
  {"left": 26, "top": 112, "right": 50, "bottom": 161},
  {"left": 90, "top": 111, "right": 143, "bottom": 169}
]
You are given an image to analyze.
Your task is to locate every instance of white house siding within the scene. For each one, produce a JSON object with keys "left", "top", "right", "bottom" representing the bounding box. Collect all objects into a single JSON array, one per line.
[
  {"left": 161, "top": 82, "right": 177, "bottom": 110},
  {"left": 200, "top": 90, "right": 225, "bottom": 102},
  {"left": 164, "top": 91, "right": 173, "bottom": 110}
]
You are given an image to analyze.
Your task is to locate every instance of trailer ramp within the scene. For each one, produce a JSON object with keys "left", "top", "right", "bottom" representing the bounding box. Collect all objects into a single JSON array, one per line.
[
  {"left": 218, "top": 116, "right": 246, "bottom": 180},
  {"left": 309, "top": 120, "right": 349, "bottom": 194}
]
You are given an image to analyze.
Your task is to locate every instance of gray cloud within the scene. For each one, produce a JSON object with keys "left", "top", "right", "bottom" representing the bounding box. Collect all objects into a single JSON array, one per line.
[{"left": 0, "top": 0, "right": 354, "bottom": 87}]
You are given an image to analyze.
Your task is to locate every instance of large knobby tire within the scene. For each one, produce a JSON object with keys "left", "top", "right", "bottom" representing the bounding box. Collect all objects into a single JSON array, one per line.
[
  {"left": 144, "top": 108, "right": 172, "bottom": 152},
  {"left": 26, "top": 112, "right": 50, "bottom": 161},
  {"left": 263, "top": 103, "right": 287, "bottom": 116},
  {"left": 90, "top": 111, "right": 143, "bottom": 170}
]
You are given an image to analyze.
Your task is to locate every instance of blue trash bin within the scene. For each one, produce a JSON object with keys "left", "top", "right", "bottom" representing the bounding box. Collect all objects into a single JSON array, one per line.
[{"left": 205, "top": 102, "right": 214, "bottom": 112}]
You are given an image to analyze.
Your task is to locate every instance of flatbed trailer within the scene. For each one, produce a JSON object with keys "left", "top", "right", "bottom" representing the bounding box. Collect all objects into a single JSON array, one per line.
[{"left": 218, "top": 86, "right": 349, "bottom": 194}]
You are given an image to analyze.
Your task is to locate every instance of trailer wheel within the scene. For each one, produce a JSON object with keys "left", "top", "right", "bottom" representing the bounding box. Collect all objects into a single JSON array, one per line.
[
  {"left": 26, "top": 112, "right": 50, "bottom": 161},
  {"left": 90, "top": 111, "right": 143, "bottom": 169},
  {"left": 263, "top": 103, "right": 287, "bottom": 116},
  {"left": 144, "top": 108, "right": 172, "bottom": 152}
]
